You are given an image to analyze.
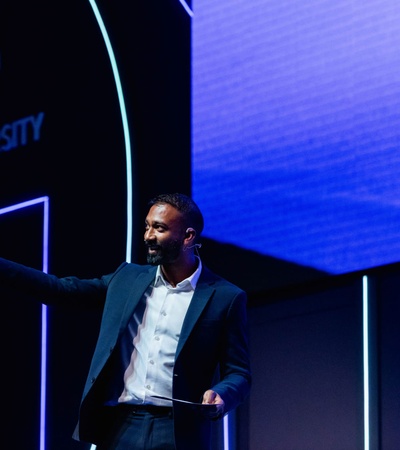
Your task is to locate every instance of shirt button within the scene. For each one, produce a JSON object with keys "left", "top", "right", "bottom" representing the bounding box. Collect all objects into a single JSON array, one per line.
[
  {"left": 149, "top": 360, "right": 154, "bottom": 365},
  {"left": 155, "top": 336, "right": 160, "bottom": 341},
  {"left": 146, "top": 385, "right": 151, "bottom": 389}
]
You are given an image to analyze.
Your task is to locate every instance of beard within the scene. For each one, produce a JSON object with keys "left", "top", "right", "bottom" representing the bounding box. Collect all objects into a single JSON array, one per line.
[{"left": 145, "top": 239, "right": 182, "bottom": 265}]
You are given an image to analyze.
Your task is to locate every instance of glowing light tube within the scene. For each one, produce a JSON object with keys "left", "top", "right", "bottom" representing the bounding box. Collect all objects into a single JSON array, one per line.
[
  {"left": 0, "top": 196, "right": 49, "bottom": 450},
  {"left": 88, "top": 0, "right": 133, "bottom": 263},
  {"left": 363, "top": 275, "right": 370, "bottom": 450}
]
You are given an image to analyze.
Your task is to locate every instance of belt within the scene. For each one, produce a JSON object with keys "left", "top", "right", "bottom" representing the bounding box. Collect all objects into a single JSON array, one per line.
[{"left": 118, "top": 403, "right": 173, "bottom": 416}]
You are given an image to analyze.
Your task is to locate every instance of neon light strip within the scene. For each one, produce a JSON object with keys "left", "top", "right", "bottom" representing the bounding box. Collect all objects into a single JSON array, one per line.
[
  {"left": 223, "top": 414, "right": 230, "bottom": 450},
  {"left": 88, "top": 2, "right": 133, "bottom": 447},
  {"left": 40, "top": 198, "right": 49, "bottom": 450},
  {"left": 88, "top": 0, "right": 133, "bottom": 263},
  {"left": 0, "top": 196, "right": 48, "bottom": 215},
  {"left": 362, "top": 275, "right": 370, "bottom": 450},
  {"left": 0, "top": 196, "right": 49, "bottom": 450},
  {"left": 178, "top": 0, "right": 194, "bottom": 17}
]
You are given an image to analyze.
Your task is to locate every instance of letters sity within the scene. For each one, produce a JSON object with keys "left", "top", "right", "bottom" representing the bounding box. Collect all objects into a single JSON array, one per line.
[{"left": 0, "top": 112, "right": 45, "bottom": 152}]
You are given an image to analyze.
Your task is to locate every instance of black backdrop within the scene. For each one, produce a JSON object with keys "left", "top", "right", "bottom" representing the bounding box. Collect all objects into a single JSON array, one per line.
[{"left": 0, "top": 1, "right": 190, "bottom": 449}]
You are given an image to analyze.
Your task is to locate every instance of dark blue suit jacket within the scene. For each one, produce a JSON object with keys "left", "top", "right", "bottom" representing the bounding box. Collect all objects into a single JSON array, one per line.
[{"left": 0, "top": 259, "right": 251, "bottom": 450}]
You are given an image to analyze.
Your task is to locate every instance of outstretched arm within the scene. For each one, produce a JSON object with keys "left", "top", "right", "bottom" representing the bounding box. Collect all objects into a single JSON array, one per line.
[{"left": 0, "top": 256, "right": 109, "bottom": 308}]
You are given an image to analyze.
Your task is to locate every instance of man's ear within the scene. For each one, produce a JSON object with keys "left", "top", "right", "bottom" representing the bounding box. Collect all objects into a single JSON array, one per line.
[{"left": 185, "top": 227, "right": 196, "bottom": 240}]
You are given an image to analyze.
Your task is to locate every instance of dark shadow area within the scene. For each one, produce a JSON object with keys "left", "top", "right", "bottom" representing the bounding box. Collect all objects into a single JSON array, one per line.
[
  {"left": 200, "top": 237, "right": 400, "bottom": 310},
  {"left": 200, "top": 237, "right": 327, "bottom": 298}
]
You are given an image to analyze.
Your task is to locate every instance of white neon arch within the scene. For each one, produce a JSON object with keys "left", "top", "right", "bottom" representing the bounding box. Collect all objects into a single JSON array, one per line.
[
  {"left": 87, "top": 0, "right": 193, "bottom": 263},
  {"left": 87, "top": 0, "right": 133, "bottom": 263},
  {"left": 87, "top": 1, "right": 205, "bottom": 450}
]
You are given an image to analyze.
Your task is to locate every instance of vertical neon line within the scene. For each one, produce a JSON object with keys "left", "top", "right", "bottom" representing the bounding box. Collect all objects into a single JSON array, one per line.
[
  {"left": 87, "top": 1, "right": 133, "bottom": 447},
  {"left": 88, "top": 0, "right": 133, "bottom": 263},
  {"left": 40, "top": 197, "right": 49, "bottom": 450},
  {"left": 0, "top": 196, "right": 49, "bottom": 450},
  {"left": 362, "top": 275, "right": 370, "bottom": 450},
  {"left": 223, "top": 414, "right": 230, "bottom": 450}
]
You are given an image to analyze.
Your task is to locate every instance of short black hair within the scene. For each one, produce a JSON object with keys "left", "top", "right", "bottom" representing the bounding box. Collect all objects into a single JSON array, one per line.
[{"left": 148, "top": 193, "right": 204, "bottom": 240}]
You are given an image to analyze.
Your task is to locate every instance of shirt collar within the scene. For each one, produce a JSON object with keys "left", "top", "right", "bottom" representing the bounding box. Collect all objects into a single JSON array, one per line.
[{"left": 155, "top": 257, "right": 202, "bottom": 290}]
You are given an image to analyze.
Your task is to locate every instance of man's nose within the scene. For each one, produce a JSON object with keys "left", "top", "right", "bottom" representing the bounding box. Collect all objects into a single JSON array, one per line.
[{"left": 144, "top": 228, "right": 154, "bottom": 241}]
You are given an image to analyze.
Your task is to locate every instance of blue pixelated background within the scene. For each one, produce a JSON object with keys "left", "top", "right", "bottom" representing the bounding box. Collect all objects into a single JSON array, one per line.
[{"left": 192, "top": 0, "right": 400, "bottom": 275}]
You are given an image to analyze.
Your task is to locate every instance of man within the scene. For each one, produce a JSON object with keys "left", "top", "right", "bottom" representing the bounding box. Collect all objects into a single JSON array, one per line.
[{"left": 0, "top": 193, "right": 251, "bottom": 449}]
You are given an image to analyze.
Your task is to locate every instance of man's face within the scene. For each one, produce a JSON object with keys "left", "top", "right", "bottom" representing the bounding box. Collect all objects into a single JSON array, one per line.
[{"left": 144, "top": 203, "right": 185, "bottom": 265}]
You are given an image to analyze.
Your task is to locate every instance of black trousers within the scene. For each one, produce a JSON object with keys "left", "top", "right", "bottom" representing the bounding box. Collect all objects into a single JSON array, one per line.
[{"left": 96, "top": 405, "right": 175, "bottom": 450}]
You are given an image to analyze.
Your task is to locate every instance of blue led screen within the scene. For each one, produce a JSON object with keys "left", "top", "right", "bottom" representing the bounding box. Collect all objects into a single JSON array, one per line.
[{"left": 192, "top": 0, "right": 400, "bottom": 275}]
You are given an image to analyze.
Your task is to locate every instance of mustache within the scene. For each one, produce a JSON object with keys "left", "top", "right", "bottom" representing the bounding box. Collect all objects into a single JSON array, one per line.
[{"left": 144, "top": 241, "right": 161, "bottom": 249}]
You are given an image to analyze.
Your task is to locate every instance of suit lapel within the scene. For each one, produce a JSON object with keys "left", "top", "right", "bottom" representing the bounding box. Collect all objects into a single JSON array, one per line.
[
  {"left": 119, "top": 266, "right": 157, "bottom": 332},
  {"left": 175, "top": 268, "right": 216, "bottom": 359}
]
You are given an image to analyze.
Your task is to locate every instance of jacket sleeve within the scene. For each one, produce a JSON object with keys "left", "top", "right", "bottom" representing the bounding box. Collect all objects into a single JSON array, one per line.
[
  {"left": 212, "top": 289, "right": 252, "bottom": 412},
  {"left": 0, "top": 257, "right": 125, "bottom": 309}
]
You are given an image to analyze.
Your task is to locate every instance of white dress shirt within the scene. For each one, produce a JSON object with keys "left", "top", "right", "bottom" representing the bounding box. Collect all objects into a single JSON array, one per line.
[{"left": 118, "top": 258, "right": 202, "bottom": 407}]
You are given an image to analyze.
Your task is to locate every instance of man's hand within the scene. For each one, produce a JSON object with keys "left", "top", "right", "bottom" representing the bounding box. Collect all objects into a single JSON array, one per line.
[{"left": 201, "top": 389, "right": 225, "bottom": 420}]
